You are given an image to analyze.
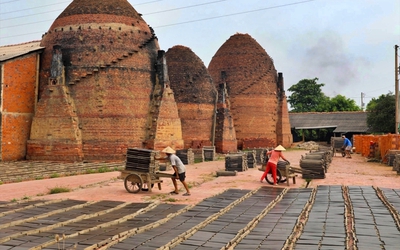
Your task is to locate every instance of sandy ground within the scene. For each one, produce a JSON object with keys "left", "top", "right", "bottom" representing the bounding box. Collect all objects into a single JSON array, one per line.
[{"left": 1, "top": 149, "right": 399, "bottom": 204}]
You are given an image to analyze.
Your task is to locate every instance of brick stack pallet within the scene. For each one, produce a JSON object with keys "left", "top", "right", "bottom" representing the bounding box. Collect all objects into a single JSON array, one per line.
[
  {"left": 277, "top": 160, "right": 288, "bottom": 172},
  {"left": 203, "top": 146, "right": 216, "bottom": 161},
  {"left": 176, "top": 149, "right": 195, "bottom": 165},
  {"left": 331, "top": 137, "right": 344, "bottom": 156},
  {"left": 300, "top": 159, "right": 325, "bottom": 179},
  {"left": 246, "top": 150, "right": 257, "bottom": 168},
  {"left": 254, "top": 148, "right": 268, "bottom": 166},
  {"left": 386, "top": 150, "right": 400, "bottom": 167},
  {"left": 125, "top": 148, "right": 158, "bottom": 173},
  {"left": 307, "top": 149, "right": 332, "bottom": 172},
  {"left": 300, "top": 151, "right": 328, "bottom": 179},
  {"left": 225, "top": 153, "right": 248, "bottom": 172},
  {"left": 192, "top": 148, "right": 204, "bottom": 163},
  {"left": 395, "top": 154, "right": 400, "bottom": 174}
]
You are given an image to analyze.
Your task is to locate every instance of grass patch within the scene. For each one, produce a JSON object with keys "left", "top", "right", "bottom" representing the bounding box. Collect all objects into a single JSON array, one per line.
[
  {"left": 49, "top": 186, "right": 71, "bottom": 194},
  {"left": 149, "top": 194, "right": 167, "bottom": 200},
  {"left": 35, "top": 176, "right": 44, "bottom": 180},
  {"left": 165, "top": 198, "right": 177, "bottom": 202},
  {"left": 194, "top": 158, "right": 203, "bottom": 164},
  {"left": 50, "top": 173, "right": 60, "bottom": 178},
  {"left": 85, "top": 169, "right": 96, "bottom": 174},
  {"left": 98, "top": 166, "right": 111, "bottom": 173}
]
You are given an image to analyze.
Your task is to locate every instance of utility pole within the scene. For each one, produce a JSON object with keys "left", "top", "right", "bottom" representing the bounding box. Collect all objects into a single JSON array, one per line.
[
  {"left": 361, "top": 92, "right": 365, "bottom": 111},
  {"left": 396, "top": 45, "right": 399, "bottom": 134}
]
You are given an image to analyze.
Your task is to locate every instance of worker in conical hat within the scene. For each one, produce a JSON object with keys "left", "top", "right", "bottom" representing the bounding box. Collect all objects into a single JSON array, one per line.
[
  {"left": 161, "top": 146, "right": 191, "bottom": 196},
  {"left": 260, "top": 145, "right": 290, "bottom": 186},
  {"left": 162, "top": 146, "right": 176, "bottom": 154}
]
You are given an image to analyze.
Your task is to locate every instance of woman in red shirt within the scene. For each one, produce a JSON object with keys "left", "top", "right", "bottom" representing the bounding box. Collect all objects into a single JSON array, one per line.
[{"left": 260, "top": 145, "right": 289, "bottom": 185}]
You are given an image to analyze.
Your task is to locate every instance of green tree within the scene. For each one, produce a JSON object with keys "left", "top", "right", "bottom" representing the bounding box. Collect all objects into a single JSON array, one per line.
[
  {"left": 288, "top": 78, "right": 361, "bottom": 112},
  {"left": 288, "top": 78, "right": 328, "bottom": 112},
  {"left": 366, "top": 93, "right": 395, "bottom": 133},
  {"left": 329, "top": 95, "right": 361, "bottom": 111}
]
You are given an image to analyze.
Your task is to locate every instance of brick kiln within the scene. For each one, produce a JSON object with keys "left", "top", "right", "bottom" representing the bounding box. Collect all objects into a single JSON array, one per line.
[
  {"left": 165, "top": 45, "right": 218, "bottom": 150},
  {"left": 208, "top": 33, "right": 292, "bottom": 149},
  {"left": 26, "top": 0, "right": 182, "bottom": 161},
  {"left": 5, "top": 1, "right": 292, "bottom": 162}
]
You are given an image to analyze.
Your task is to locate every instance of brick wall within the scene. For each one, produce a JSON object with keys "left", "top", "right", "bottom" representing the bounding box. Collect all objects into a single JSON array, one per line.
[
  {"left": 151, "top": 86, "right": 184, "bottom": 151},
  {"left": 354, "top": 134, "right": 400, "bottom": 162},
  {"left": 1, "top": 53, "right": 38, "bottom": 160},
  {"left": 27, "top": 4, "right": 160, "bottom": 161},
  {"left": 166, "top": 45, "right": 217, "bottom": 149},
  {"left": 209, "top": 33, "right": 292, "bottom": 150}
]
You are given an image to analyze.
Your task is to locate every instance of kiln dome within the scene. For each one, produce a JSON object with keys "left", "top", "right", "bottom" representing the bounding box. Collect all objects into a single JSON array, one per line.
[{"left": 28, "top": 0, "right": 160, "bottom": 161}]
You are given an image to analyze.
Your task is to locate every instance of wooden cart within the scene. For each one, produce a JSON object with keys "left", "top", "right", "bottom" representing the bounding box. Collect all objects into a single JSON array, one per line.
[
  {"left": 119, "top": 170, "right": 174, "bottom": 193},
  {"left": 258, "top": 162, "right": 298, "bottom": 186},
  {"left": 120, "top": 148, "right": 175, "bottom": 193},
  {"left": 259, "top": 161, "right": 319, "bottom": 186}
]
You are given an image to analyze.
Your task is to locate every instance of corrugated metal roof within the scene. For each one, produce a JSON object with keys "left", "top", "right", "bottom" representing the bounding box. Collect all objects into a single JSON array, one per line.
[
  {"left": 289, "top": 111, "right": 370, "bottom": 133},
  {"left": 0, "top": 41, "right": 44, "bottom": 62}
]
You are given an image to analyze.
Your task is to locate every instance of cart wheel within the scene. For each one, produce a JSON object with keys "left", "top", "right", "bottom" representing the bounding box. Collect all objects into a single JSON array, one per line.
[
  {"left": 265, "top": 169, "right": 282, "bottom": 185},
  {"left": 341, "top": 151, "right": 346, "bottom": 157},
  {"left": 140, "top": 183, "right": 155, "bottom": 192},
  {"left": 124, "top": 173, "right": 143, "bottom": 193}
]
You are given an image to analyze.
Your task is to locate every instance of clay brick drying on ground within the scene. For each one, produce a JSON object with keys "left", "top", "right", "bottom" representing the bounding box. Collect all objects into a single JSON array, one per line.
[{"left": 1, "top": 150, "right": 400, "bottom": 249}]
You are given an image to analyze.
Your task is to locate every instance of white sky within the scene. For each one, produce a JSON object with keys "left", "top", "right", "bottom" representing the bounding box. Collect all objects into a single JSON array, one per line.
[{"left": 0, "top": 0, "right": 399, "bottom": 108}]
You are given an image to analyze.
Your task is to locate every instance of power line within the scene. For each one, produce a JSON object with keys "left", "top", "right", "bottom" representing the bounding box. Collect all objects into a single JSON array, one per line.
[
  {"left": 0, "top": 0, "right": 225, "bottom": 27},
  {"left": 0, "top": 0, "right": 165, "bottom": 28},
  {"left": 0, "top": 0, "right": 317, "bottom": 39},
  {"left": 363, "top": 85, "right": 394, "bottom": 94},
  {"left": 1, "top": 1, "right": 70, "bottom": 15},
  {"left": 0, "top": 0, "right": 162, "bottom": 21},
  {"left": 145, "top": 0, "right": 227, "bottom": 15},
  {"left": 134, "top": 0, "right": 163, "bottom": 6},
  {"left": 152, "top": 0, "right": 316, "bottom": 28},
  {"left": 0, "top": 19, "right": 53, "bottom": 29},
  {"left": 1, "top": 31, "right": 43, "bottom": 39},
  {"left": 0, "top": 0, "right": 21, "bottom": 4},
  {"left": 0, "top": 8, "right": 65, "bottom": 21}
]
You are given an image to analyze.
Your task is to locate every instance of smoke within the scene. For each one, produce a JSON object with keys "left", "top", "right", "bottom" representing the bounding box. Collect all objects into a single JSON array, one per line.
[{"left": 300, "top": 32, "right": 370, "bottom": 96}]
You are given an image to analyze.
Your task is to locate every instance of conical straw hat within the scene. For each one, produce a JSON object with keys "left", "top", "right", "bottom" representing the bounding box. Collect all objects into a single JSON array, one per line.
[
  {"left": 162, "top": 146, "right": 176, "bottom": 154},
  {"left": 274, "top": 145, "right": 286, "bottom": 151}
]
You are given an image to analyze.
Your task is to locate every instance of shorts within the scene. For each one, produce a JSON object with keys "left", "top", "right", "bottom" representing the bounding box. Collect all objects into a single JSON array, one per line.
[
  {"left": 345, "top": 146, "right": 352, "bottom": 151},
  {"left": 178, "top": 172, "right": 186, "bottom": 182}
]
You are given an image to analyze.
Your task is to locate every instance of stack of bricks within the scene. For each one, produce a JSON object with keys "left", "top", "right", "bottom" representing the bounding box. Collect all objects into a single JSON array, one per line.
[
  {"left": 176, "top": 148, "right": 194, "bottom": 165},
  {"left": 203, "top": 146, "right": 216, "bottom": 161},
  {"left": 246, "top": 150, "right": 257, "bottom": 168},
  {"left": 125, "top": 148, "right": 158, "bottom": 174},
  {"left": 225, "top": 153, "right": 248, "bottom": 172}
]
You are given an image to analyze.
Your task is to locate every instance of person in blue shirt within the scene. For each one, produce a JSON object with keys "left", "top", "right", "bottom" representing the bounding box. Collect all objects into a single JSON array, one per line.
[{"left": 342, "top": 135, "right": 352, "bottom": 158}]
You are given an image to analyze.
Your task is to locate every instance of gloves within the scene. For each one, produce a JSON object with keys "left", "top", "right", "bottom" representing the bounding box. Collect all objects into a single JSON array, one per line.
[{"left": 286, "top": 161, "right": 290, "bottom": 165}]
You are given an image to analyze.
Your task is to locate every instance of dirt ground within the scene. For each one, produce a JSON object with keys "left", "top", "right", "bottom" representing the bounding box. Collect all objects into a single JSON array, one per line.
[{"left": 1, "top": 149, "right": 399, "bottom": 204}]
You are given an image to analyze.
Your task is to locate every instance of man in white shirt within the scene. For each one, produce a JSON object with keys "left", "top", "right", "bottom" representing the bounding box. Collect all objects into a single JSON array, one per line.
[{"left": 162, "top": 146, "right": 191, "bottom": 196}]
